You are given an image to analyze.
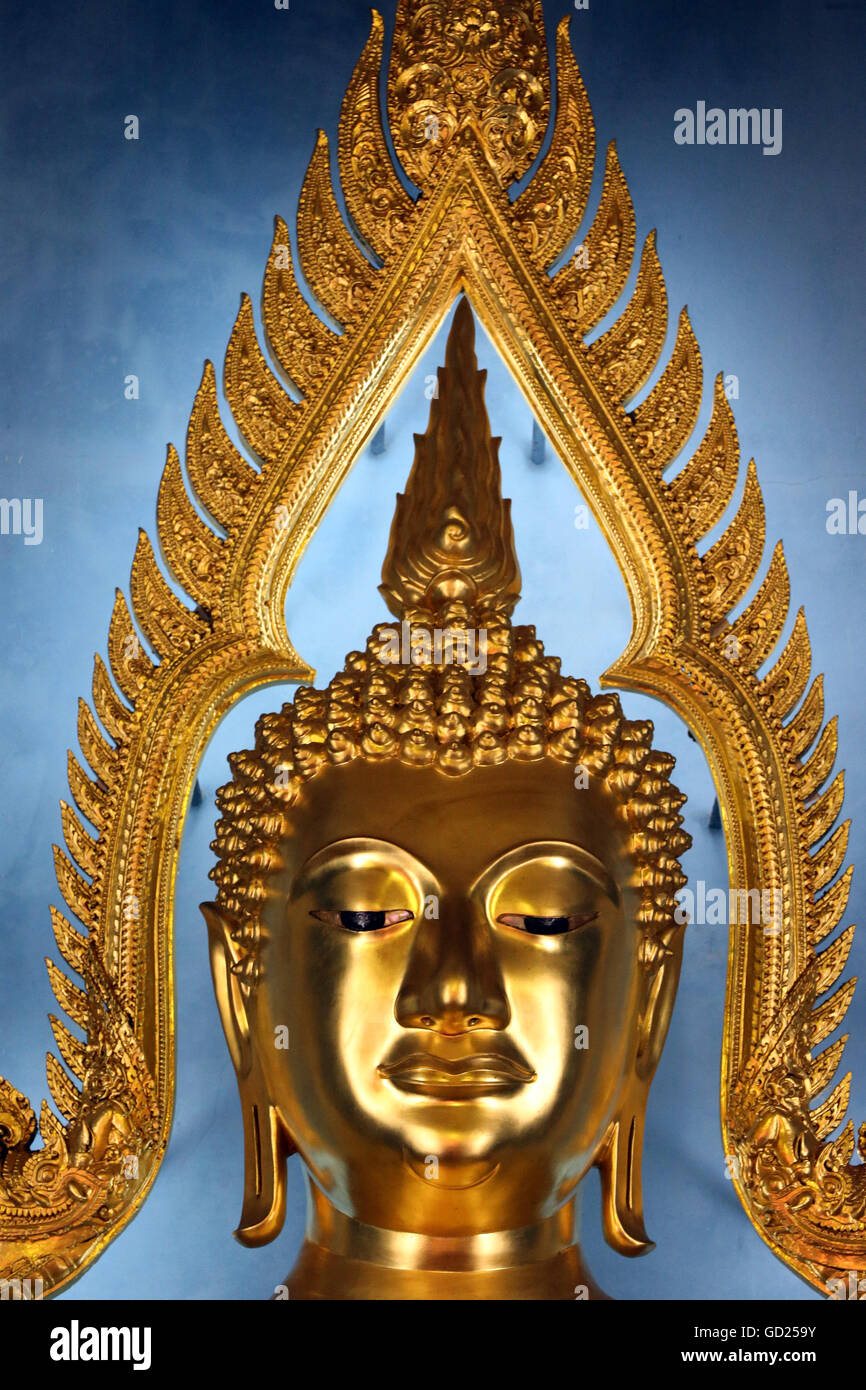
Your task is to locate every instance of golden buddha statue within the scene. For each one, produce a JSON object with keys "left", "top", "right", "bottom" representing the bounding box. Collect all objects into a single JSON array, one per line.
[{"left": 201, "top": 299, "right": 691, "bottom": 1300}]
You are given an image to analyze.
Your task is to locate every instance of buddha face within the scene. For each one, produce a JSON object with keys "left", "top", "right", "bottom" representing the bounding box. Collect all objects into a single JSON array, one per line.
[{"left": 219, "top": 754, "right": 675, "bottom": 1238}]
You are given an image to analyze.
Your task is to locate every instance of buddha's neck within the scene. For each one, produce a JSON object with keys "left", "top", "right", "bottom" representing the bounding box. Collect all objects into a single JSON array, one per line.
[{"left": 284, "top": 1182, "right": 608, "bottom": 1300}]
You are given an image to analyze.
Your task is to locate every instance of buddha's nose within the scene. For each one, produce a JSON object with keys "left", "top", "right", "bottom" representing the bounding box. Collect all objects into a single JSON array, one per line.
[{"left": 394, "top": 895, "right": 510, "bottom": 1034}]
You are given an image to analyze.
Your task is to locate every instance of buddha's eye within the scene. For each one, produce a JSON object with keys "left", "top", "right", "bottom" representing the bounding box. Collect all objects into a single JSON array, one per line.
[
  {"left": 310, "top": 908, "right": 414, "bottom": 932},
  {"left": 496, "top": 912, "right": 598, "bottom": 936}
]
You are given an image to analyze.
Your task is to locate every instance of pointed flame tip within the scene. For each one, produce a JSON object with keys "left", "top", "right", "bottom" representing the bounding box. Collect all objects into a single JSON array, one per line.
[
  {"left": 444, "top": 296, "right": 478, "bottom": 372},
  {"left": 379, "top": 292, "right": 520, "bottom": 623}
]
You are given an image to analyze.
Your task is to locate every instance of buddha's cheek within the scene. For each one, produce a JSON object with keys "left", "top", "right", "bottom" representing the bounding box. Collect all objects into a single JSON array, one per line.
[
  {"left": 498, "top": 928, "right": 640, "bottom": 1169},
  {"left": 259, "top": 921, "right": 416, "bottom": 1157}
]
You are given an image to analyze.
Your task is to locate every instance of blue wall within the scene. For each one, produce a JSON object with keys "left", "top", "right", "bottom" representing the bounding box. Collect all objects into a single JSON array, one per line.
[{"left": 0, "top": 0, "right": 863, "bottom": 1299}]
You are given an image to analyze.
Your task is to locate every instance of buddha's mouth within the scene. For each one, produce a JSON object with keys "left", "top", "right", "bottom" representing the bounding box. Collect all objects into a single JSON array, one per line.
[{"left": 378, "top": 1050, "right": 536, "bottom": 1099}]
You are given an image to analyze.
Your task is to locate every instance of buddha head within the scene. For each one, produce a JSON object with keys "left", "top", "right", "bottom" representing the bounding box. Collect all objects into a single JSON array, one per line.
[{"left": 201, "top": 299, "right": 690, "bottom": 1297}]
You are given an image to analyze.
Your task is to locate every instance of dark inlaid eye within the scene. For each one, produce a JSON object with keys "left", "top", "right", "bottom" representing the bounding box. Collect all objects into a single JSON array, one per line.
[
  {"left": 340, "top": 910, "right": 385, "bottom": 932},
  {"left": 497, "top": 912, "right": 599, "bottom": 936},
  {"left": 310, "top": 909, "right": 413, "bottom": 932},
  {"left": 523, "top": 915, "right": 571, "bottom": 935}
]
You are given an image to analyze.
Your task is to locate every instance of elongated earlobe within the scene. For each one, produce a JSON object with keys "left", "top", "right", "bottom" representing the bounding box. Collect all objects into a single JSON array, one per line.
[
  {"left": 596, "top": 1105, "right": 653, "bottom": 1256},
  {"left": 200, "top": 900, "right": 294, "bottom": 1247},
  {"left": 236, "top": 1095, "right": 291, "bottom": 1247},
  {"left": 596, "top": 930, "right": 684, "bottom": 1257}
]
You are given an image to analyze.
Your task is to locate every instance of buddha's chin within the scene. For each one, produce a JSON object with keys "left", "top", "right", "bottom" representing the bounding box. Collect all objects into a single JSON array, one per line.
[{"left": 402, "top": 1146, "right": 500, "bottom": 1190}]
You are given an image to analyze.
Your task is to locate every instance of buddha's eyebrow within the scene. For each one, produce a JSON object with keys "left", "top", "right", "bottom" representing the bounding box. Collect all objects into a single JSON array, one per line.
[
  {"left": 294, "top": 837, "right": 430, "bottom": 882},
  {"left": 478, "top": 841, "right": 620, "bottom": 907}
]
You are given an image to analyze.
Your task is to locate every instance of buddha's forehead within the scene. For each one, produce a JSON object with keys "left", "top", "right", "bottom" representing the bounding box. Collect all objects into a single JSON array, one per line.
[{"left": 279, "top": 755, "right": 630, "bottom": 885}]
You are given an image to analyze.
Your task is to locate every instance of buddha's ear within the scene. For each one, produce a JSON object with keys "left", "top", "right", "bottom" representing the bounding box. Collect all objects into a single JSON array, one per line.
[
  {"left": 636, "top": 922, "right": 685, "bottom": 1080},
  {"left": 200, "top": 902, "right": 251, "bottom": 1077},
  {"left": 596, "top": 922, "right": 686, "bottom": 1258},
  {"left": 200, "top": 901, "right": 291, "bottom": 1247}
]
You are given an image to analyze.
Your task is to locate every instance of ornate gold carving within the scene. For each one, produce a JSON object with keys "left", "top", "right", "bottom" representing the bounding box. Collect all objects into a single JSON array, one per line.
[
  {"left": 812, "top": 822, "right": 850, "bottom": 897},
  {"left": 800, "top": 717, "right": 838, "bottom": 802},
  {"left": 810, "top": 867, "right": 852, "bottom": 949},
  {"left": 130, "top": 529, "right": 208, "bottom": 659},
  {"left": 297, "top": 132, "right": 380, "bottom": 329},
  {"left": 224, "top": 295, "right": 298, "bottom": 463},
  {"left": 701, "top": 460, "right": 765, "bottom": 625},
  {"left": 187, "top": 361, "right": 258, "bottom": 531},
  {"left": 0, "top": 0, "right": 860, "bottom": 1299},
  {"left": 338, "top": 10, "right": 414, "bottom": 257},
  {"left": 387, "top": 0, "right": 549, "bottom": 189},
  {"left": 729, "top": 541, "right": 790, "bottom": 673},
  {"left": 788, "top": 674, "right": 824, "bottom": 758},
  {"left": 550, "top": 141, "right": 635, "bottom": 338},
  {"left": 629, "top": 308, "right": 702, "bottom": 470},
  {"left": 761, "top": 607, "right": 810, "bottom": 720},
  {"left": 262, "top": 218, "right": 338, "bottom": 396},
  {"left": 511, "top": 19, "right": 595, "bottom": 267},
  {"left": 156, "top": 444, "right": 225, "bottom": 616},
  {"left": 0, "top": 940, "right": 159, "bottom": 1285},
  {"left": 728, "top": 947, "right": 866, "bottom": 1284},
  {"left": 667, "top": 374, "right": 739, "bottom": 542},
  {"left": 586, "top": 231, "right": 667, "bottom": 403}
]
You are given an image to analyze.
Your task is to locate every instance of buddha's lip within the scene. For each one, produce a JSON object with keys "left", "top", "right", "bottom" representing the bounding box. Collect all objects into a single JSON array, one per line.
[{"left": 378, "top": 1052, "right": 536, "bottom": 1087}]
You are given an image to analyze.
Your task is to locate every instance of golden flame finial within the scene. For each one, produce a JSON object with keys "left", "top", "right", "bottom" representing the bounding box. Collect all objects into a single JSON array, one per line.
[{"left": 379, "top": 297, "right": 522, "bottom": 625}]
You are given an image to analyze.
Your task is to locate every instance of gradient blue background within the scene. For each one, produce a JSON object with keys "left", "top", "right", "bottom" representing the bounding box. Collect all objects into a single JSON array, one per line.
[{"left": 1, "top": 0, "right": 863, "bottom": 1299}]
